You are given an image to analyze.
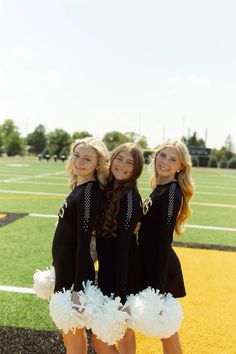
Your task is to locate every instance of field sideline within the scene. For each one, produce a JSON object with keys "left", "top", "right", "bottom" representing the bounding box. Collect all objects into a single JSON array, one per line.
[{"left": 0, "top": 158, "right": 236, "bottom": 353}]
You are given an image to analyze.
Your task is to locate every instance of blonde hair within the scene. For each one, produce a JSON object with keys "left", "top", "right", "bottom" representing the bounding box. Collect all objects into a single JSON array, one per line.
[
  {"left": 66, "top": 137, "right": 109, "bottom": 190},
  {"left": 150, "top": 139, "right": 194, "bottom": 235}
]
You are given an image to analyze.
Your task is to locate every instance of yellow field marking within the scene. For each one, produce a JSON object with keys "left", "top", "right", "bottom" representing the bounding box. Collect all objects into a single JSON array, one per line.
[{"left": 136, "top": 247, "right": 236, "bottom": 353}]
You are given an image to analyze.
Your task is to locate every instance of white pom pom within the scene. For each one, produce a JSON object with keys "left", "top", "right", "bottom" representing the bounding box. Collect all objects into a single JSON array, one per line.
[
  {"left": 33, "top": 266, "right": 55, "bottom": 300},
  {"left": 157, "top": 293, "right": 184, "bottom": 338},
  {"left": 127, "top": 287, "right": 183, "bottom": 339},
  {"left": 127, "top": 287, "right": 165, "bottom": 337},
  {"left": 91, "top": 296, "right": 128, "bottom": 345},
  {"left": 77, "top": 280, "right": 104, "bottom": 329},
  {"left": 49, "top": 289, "right": 84, "bottom": 334}
]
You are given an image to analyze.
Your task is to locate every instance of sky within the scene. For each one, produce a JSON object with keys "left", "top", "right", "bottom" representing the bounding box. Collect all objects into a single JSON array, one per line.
[{"left": 0, "top": 0, "right": 236, "bottom": 149}]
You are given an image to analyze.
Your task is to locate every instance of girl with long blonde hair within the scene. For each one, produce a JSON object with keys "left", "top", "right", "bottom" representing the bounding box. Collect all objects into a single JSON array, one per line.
[
  {"left": 51, "top": 137, "right": 109, "bottom": 354},
  {"left": 139, "top": 139, "right": 194, "bottom": 354}
]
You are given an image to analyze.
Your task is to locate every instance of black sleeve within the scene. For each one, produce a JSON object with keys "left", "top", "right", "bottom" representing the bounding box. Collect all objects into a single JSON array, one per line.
[
  {"left": 115, "top": 190, "right": 142, "bottom": 303},
  {"left": 73, "top": 183, "right": 99, "bottom": 291},
  {"left": 153, "top": 184, "right": 182, "bottom": 292}
]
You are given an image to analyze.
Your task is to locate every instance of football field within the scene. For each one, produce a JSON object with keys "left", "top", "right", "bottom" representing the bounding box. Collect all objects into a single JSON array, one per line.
[{"left": 0, "top": 157, "right": 236, "bottom": 353}]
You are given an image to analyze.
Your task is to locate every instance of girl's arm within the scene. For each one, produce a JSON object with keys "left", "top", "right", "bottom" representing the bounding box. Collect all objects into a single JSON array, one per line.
[
  {"left": 153, "top": 184, "right": 182, "bottom": 292},
  {"left": 115, "top": 190, "right": 142, "bottom": 303},
  {"left": 73, "top": 183, "right": 101, "bottom": 291}
]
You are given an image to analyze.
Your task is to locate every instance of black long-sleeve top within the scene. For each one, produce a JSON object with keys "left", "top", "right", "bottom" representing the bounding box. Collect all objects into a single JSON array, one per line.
[
  {"left": 52, "top": 181, "right": 102, "bottom": 292},
  {"left": 139, "top": 181, "right": 186, "bottom": 298},
  {"left": 96, "top": 187, "right": 142, "bottom": 304}
]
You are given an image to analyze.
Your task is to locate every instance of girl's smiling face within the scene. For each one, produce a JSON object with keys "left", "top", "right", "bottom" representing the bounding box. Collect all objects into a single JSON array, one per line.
[
  {"left": 111, "top": 150, "right": 134, "bottom": 181},
  {"left": 155, "top": 146, "right": 182, "bottom": 182},
  {"left": 72, "top": 144, "right": 98, "bottom": 181}
]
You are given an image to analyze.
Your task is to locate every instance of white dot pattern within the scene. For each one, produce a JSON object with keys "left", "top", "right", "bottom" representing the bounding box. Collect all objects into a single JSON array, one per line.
[
  {"left": 167, "top": 183, "right": 177, "bottom": 227},
  {"left": 124, "top": 190, "right": 133, "bottom": 230},
  {"left": 83, "top": 182, "right": 93, "bottom": 231}
]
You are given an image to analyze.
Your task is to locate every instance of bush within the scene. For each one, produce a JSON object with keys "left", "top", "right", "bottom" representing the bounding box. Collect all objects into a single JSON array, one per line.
[
  {"left": 219, "top": 156, "right": 228, "bottom": 168},
  {"left": 208, "top": 156, "right": 218, "bottom": 168},
  {"left": 227, "top": 156, "right": 236, "bottom": 169}
]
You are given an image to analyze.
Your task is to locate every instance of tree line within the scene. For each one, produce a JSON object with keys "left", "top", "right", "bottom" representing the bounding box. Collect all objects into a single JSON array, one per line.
[
  {"left": 0, "top": 119, "right": 235, "bottom": 168},
  {"left": 0, "top": 119, "right": 148, "bottom": 156}
]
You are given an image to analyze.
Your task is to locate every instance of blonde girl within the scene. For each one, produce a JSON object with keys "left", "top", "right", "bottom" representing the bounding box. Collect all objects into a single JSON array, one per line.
[
  {"left": 52, "top": 137, "right": 109, "bottom": 354},
  {"left": 139, "top": 139, "right": 194, "bottom": 354}
]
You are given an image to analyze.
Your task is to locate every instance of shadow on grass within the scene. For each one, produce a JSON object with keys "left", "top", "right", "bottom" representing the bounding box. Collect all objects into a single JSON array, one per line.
[{"left": 0, "top": 327, "right": 96, "bottom": 354}]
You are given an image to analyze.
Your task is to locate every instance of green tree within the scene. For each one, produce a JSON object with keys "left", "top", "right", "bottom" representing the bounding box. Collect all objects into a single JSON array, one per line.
[
  {"left": 219, "top": 156, "right": 228, "bottom": 168},
  {"left": 0, "top": 119, "right": 26, "bottom": 156},
  {"left": 125, "top": 131, "right": 148, "bottom": 149},
  {"left": 103, "top": 131, "right": 129, "bottom": 150},
  {"left": 211, "top": 148, "right": 225, "bottom": 162},
  {"left": 208, "top": 156, "right": 218, "bottom": 168},
  {"left": 5, "top": 131, "right": 26, "bottom": 156},
  {"left": 211, "top": 135, "right": 235, "bottom": 162},
  {"left": 136, "top": 136, "right": 148, "bottom": 149},
  {"left": 26, "top": 124, "right": 47, "bottom": 154},
  {"left": 224, "top": 134, "right": 235, "bottom": 152},
  {"left": 222, "top": 135, "right": 235, "bottom": 160},
  {"left": 72, "top": 131, "right": 92, "bottom": 140},
  {"left": 1, "top": 119, "right": 16, "bottom": 137},
  {"left": 47, "top": 129, "right": 72, "bottom": 155},
  {"left": 228, "top": 156, "right": 236, "bottom": 169},
  {"left": 182, "top": 131, "right": 205, "bottom": 147},
  {"left": 0, "top": 126, "right": 4, "bottom": 155}
]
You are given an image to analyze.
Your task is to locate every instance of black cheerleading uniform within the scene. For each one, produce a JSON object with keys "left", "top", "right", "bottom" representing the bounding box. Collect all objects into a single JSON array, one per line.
[
  {"left": 139, "top": 181, "right": 186, "bottom": 298},
  {"left": 52, "top": 181, "right": 102, "bottom": 293},
  {"left": 96, "top": 187, "right": 142, "bottom": 304}
]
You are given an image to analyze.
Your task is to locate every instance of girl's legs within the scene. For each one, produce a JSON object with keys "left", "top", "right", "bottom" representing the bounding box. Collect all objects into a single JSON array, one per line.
[
  {"left": 161, "top": 332, "right": 183, "bottom": 354},
  {"left": 62, "top": 327, "right": 87, "bottom": 354},
  {"left": 118, "top": 329, "right": 136, "bottom": 354},
  {"left": 90, "top": 333, "right": 119, "bottom": 354}
]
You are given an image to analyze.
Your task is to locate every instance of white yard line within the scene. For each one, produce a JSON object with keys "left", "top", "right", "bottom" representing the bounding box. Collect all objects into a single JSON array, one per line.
[
  {"left": 196, "top": 184, "right": 236, "bottom": 191},
  {"left": 28, "top": 212, "right": 236, "bottom": 232},
  {"left": 0, "top": 171, "right": 66, "bottom": 183},
  {"left": 0, "top": 190, "right": 65, "bottom": 196},
  {"left": 140, "top": 187, "right": 236, "bottom": 197},
  {"left": 223, "top": 173, "right": 236, "bottom": 179},
  {"left": 186, "top": 224, "right": 236, "bottom": 232},
  {"left": 0, "top": 285, "right": 35, "bottom": 294},
  {"left": 2, "top": 180, "right": 66, "bottom": 186},
  {"left": 4, "top": 188, "right": 235, "bottom": 198},
  {"left": 196, "top": 191, "right": 236, "bottom": 197},
  {"left": 30, "top": 213, "right": 57, "bottom": 218},
  {"left": 191, "top": 201, "right": 236, "bottom": 208}
]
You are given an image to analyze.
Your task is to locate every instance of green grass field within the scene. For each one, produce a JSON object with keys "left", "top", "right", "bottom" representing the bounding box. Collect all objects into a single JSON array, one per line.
[{"left": 0, "top": 157, "right": 236, "bottom": 331}]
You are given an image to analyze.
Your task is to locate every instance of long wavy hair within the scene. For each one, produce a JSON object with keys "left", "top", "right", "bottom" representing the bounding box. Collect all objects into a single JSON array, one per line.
[
  {"left": 150, "top": 139, "right": 194, "bottom": 235},
  {"left": 66, "top": 137, "right": 109, "bottom": 190},
  {"left": 97, "top": 143, "right": 144, "bottom": 238}
]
